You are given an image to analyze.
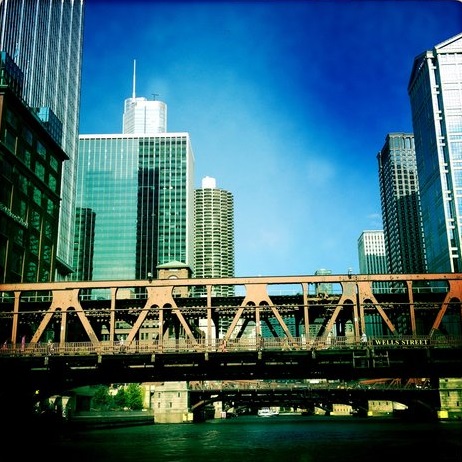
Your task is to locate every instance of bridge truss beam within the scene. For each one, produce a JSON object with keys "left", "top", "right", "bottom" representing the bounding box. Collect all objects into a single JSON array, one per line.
[{"left": 0, "top": 273, "right": 461, "bottom": 350}]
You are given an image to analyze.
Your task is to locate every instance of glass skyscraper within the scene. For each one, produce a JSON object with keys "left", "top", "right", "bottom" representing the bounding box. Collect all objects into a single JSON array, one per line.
[
  {"left": 408, "top": 33, "right": 462, "bottom": 273},
  {"left": 75, "top": 133, "right": 195, "bottom": 281},
  {"left": 76, "top": 69, "right": 194, "bottom": 283},
  {"left": 194, "top": 176, "right": 234, "bottom": 296},
  {"left": 122, "top": 60, "right": 167, "bottom": 135},
  {"left": 377, "top": 133, "right": 426, "bottom": 274},
  {"left": 0, "top": 0, "right": 85, "bottom": 278},
  {"left": 123, "top": 98, "right": 167, "bottom": 135}
]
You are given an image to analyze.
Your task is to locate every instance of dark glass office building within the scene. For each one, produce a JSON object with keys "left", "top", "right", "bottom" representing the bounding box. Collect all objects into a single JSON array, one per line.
[
  {"left": 377, "top": 133, "right": 427, "bottom": 274},
  {"left": 0, "top": 53, "right": 68, "bottom": 283}
]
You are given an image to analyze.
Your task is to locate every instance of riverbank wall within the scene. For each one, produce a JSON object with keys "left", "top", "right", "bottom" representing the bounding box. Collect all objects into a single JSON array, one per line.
[{"left": 67, "top": 410, "right": 154, "bottom": 429}]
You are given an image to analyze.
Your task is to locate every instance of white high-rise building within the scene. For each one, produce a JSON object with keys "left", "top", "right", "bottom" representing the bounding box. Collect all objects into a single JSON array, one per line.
[
  {"left": 358, "top": 230, "right": 387, "bottom": 275},
  {"left": 358, "top": 230, "right": 389, "bottom": 337},
  {"left": 194, "top": 176, "right": 234, "bottom": 296},
  {"left": 408, "top": 32, "right": 462, "bottom": 273},
  {"left": 122, "top": 60, "right": 167, "bottom": 134},
  {"left": 0, "top": 0, "right": 85, "bottom": 279}
]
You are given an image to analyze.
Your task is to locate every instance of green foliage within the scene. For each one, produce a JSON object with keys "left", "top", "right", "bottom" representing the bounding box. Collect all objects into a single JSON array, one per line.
[
  {"left": 114, "top": 387, "right": 126, "bottom": 408},
  {"left": 125, "top": 383, "right": 144, "bottom": 410},
  {"left": 91, "top": 383, "right": 144, "bottom": 411},
  {"left": 92, "top": 385, "right": 112, "bottom": 410}
]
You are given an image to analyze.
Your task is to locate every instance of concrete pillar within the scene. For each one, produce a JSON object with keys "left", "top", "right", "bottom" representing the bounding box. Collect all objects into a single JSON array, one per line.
[
  {"left": 438, "top": 377, "right": 462, "bottom": 420},
  {"left": 152, "top": 381, "right": 193, "bottom": 424},
  {"left": 213, "top": 401, "right": 225, "bottom": 419}
]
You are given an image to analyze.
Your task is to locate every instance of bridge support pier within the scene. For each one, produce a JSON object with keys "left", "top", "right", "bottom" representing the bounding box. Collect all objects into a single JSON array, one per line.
[
  {"left": 152, "top": 381, "right": 193, "bottom": 423},
  {"left": 438, "top": 378, "right": 462, "bottom": 420}
]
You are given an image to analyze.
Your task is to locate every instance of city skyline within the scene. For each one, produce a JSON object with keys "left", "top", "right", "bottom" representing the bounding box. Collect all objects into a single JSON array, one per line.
[{"left": 79, "top": 0, "right": 462, "bottom": 278}]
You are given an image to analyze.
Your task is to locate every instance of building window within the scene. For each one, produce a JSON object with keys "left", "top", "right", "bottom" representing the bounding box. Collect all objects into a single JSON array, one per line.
[
  {"left": 4, "top": 127, "right": 16, "bottom": 153},
  {"left": 36, "top": 140, "right": 46, "bottom": 158}
]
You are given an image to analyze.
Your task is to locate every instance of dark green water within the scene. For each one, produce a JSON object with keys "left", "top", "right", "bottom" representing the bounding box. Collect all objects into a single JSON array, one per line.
[{"left": 33, "top": 415, "right": 462, "bottom": 462}]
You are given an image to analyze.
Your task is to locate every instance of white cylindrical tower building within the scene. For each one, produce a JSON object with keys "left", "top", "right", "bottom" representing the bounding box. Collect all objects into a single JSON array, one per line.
[{"left": 194, "top": 177, "right": 234, "bottom": 296}]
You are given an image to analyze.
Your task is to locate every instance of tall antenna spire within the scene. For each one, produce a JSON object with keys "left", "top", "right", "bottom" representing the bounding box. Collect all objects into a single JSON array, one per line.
[{"left": 132, "top": 59, "right": 136, "bottom": 99}]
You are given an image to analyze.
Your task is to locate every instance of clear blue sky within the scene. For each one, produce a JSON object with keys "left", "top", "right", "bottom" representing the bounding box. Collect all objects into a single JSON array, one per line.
[{"left": 79, "top": 0, "right": 462, "bottom": 278}]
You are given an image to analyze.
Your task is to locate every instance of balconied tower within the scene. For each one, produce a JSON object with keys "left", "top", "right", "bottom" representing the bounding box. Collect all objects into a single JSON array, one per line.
[{"left": 193, "top": 177, "right": 234, "bottom": 297}]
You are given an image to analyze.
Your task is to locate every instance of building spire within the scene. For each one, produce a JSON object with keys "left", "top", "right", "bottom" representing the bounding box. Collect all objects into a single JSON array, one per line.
[{"left": 132, "top": 59, "right": 136, "bottom": 99}]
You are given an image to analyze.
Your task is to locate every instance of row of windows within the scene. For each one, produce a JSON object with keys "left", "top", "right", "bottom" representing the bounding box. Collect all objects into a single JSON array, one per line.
[
  {"left": 4, "top": 107, "right": 61, "bottom": 172},
  {"left": 387, "top": 134, "right": 414, "bottom": 150}
]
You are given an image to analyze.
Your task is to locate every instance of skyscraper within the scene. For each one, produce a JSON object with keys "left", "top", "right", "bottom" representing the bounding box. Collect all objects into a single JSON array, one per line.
[
  {"left": 194, "top": 176, "right": 234, "bottom": 296},
  {"left": 377, "top": 133, "right": 426, "bottom": 274},
  {"left": 0, "top": 0, "right": 85, "bottom": 279},
  {"left": 123, "top": 61, "right": 167, "bottom": 135},
  {"left": 357, "top": 230, "right": 388, "bottom": 276},
  {"left": 72, "top": 207, "right": 95, "bottom": 282},
  {"left": 75, "top": 63, "right": 195, "bottom": 283},
  {"left": 75, "top": 133, "right": 195, "bottom": 282},
  {"left": 408, "top": 32, "right": 462, "bottom": 273},
  {"left": 357, "top": 230, "right": 388, "bottom": 334},
  {"left": 0, "top": 53, "right": 68, "bottom": 283}
]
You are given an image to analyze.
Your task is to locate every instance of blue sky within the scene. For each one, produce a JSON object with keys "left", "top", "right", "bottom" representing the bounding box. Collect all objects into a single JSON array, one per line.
[{"left": 79, "top": 0, "right": 462, "bottom": 278}]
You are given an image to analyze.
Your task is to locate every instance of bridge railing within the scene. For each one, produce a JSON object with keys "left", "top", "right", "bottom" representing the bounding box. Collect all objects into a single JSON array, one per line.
[{"left": 1, "top": 335, "right": 461, "bottom": 357}]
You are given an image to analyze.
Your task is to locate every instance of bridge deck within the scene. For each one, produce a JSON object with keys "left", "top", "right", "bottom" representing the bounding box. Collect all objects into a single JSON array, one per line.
[{"left": 0, "top": 274, "right": 461, "bottom": 393}]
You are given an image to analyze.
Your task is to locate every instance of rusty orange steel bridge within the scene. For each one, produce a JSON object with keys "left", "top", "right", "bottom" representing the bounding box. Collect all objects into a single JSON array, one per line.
[
  {"left": 1, "top": 273, "right": 461, "bottom": 344},
  {"left": 0, "top": 273, "right": 461, "bottom": 387},
  {"left": 0, "top": 273, "right": 462, "bottom": 349}
]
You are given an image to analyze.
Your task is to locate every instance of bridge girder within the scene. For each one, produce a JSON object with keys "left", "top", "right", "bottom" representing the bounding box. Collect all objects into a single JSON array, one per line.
[{"left": 0, "top": 273, "right": 460, "bottom": 349}]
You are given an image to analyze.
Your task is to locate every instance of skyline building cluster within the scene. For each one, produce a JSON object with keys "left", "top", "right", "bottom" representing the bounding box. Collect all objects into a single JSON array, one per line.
[
  {"left": 0, "top": 0, "right": 461, "bottom": 285},
  {"left": 358, "top": 33, "right": 462, "bottom": 279},
  {"left": 74, "top": 60, "right": 233, "bottom": 284}
]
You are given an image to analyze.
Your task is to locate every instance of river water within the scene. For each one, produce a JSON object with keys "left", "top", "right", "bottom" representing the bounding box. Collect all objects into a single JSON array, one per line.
[{"left": 31, "top": 415, "right": 461, "bottom": 462}]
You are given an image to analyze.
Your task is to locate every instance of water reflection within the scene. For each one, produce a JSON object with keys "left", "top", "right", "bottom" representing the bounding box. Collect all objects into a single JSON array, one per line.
[{"left": 30, "top": 415, "right": 462, "bottom": 462}]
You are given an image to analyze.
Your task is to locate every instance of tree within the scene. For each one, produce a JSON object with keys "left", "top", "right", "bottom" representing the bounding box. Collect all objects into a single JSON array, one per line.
[
  {"left": 114, "top": 387, "right": 126, "bottom": 408},
  {"left": 126, "top": 383, "right": 143, "bottom": 410},
  {"left": 92, "top": 385, "right": 112, "bottom": 410}
]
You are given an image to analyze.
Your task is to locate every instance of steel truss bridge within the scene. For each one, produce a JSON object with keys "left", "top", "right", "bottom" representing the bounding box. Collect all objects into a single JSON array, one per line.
[
  {"left": 0, "top": 273, "right": 461, "bottom": 393},
  {"left": 188, "top": 379, "right": 442, "bottom": 417}
]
